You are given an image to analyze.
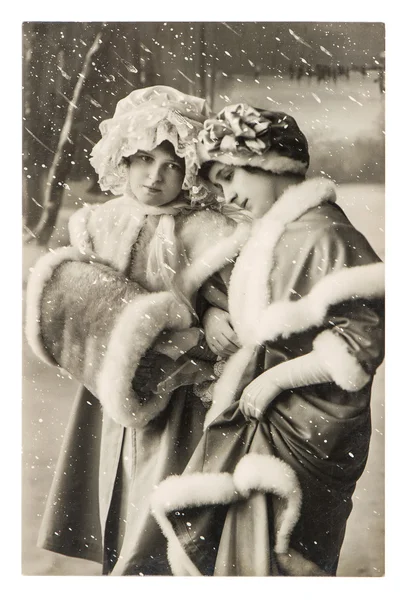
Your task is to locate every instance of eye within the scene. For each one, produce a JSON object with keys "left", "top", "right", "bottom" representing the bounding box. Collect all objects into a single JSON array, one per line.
[
  {"left": 167, "top": 162, "right": 183, "bottom": 172},
  {"left": 134, "top": 152, "right": 152, "bottom": 163},
  {"left": 220, "top": 168, "right": 234, "bottom": 182}
]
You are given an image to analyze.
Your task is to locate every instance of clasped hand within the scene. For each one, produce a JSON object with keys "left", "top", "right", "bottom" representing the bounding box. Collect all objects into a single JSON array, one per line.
[
  {"left": 203, "top": 307, "right": 284, "bottom": 419},
  {"left": 239, "top": 370, "right": 283, "bottom": 420},
  {"left": 202, "top": 307, "right": 241, "bottom": 358}
]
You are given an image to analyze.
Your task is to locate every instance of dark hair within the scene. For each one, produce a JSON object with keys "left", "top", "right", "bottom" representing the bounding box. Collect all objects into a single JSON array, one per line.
[
  {"left": 120, "top": 140, "right": 184, "bottom": 168},
  {"left": 243, "top": 165, "right": 306, "bottom": 183},
  {"left": 198, "top": 160, "right": 215, "bottom": 182},
  {"left": 200, "top": 160, "right": 306, "bottom": 183}
]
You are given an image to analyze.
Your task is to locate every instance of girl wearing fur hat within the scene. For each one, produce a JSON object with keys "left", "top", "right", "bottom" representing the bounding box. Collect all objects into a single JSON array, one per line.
[
  {"left": 149, "top": 103, "right": 385, "bottom": 576},
  {"left": 25, "top": 87, "right": 250, "bottom": 575}
]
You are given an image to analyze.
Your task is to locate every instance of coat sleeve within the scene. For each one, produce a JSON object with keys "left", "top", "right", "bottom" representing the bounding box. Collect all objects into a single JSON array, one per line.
[
  {"left": 288, "top": 224, "right": 385, "bottom": 391},
  {"left": 25, "top": 247, "right": 200, "bottom": 428}
]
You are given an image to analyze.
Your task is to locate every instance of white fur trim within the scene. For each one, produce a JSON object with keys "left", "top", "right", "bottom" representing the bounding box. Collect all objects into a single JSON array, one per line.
[
  {"left": 228, "top": 177, "right": 337, "bottom": 343},
  {"left": 233, "top": 454, "right": 302, "bottom": 554},
  {"left": 203, "top": 345, "right": 255, "bottom": 429},
  {"left": 180, "top": 221, "right": 250, "bottom": 297},
  {"left": 256, "top": 262, "right": 385, "bottom": 344},
  {"left": 96, "top": 291, "right": 193, "bottom": 427},
  {"left": 25, "top": 246, "right": 103, "bottom": 366},
  {"left": 213, "top": 263, "right": 383, "bottom": 423},
  {"left": 151, "top": 453, "right": 302, "bottom": 573},
  {"left": 313, "top": 329, "right": 371, "bottom": 391},
  {"left": 151, "top": 472, "right": 237, "bottom": 576},
  {"left": 217, "top": 152, "right": 308, "bottom": 175},
  {"left": 151, "top": 471, "right": 237, "bottom": 514}
]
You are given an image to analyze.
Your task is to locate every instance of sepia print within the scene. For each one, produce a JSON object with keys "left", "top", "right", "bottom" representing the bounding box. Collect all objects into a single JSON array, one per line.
[{"left": 22, "top": 21, "right": 385, "bottom": 577}]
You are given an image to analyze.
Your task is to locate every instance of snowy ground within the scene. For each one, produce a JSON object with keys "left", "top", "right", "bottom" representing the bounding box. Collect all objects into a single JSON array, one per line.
[{"left": 21, "top": 71, "right": 385, "bottom": 576}]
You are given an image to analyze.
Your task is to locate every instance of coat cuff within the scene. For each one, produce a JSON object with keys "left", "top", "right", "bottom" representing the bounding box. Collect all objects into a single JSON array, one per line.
[
  {"left": 96, "top": 291, "right": 193, "bottom": 427},
  {"left": 313, "top": 329, "right": 371, "bottom": 391}
]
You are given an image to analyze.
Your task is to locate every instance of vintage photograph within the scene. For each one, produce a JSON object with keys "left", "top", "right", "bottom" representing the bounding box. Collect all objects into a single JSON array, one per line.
[{"left": 22, "top": 21, "right": 385, "bottom": 577}]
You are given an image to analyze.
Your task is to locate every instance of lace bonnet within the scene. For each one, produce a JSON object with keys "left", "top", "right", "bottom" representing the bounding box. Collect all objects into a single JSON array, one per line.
[{"left": 90, "top": 85, "right": 212, "bottom": 200}]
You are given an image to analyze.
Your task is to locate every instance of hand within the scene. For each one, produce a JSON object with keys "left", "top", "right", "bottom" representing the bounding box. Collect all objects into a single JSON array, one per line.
[
  {"left": 239, "top": 370, "right": 283, "bottom": 420},
  {"left": 202, "top": 307, "right": 241, "bottom": 358}
]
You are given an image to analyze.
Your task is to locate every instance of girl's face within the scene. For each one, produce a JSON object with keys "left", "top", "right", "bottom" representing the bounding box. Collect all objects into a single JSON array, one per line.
[
  {"left": 128, "top": 141, "right": 185, "bottom": 207},
  {"left": 207, "top": 162, "right": 277, "bottom": 218}
]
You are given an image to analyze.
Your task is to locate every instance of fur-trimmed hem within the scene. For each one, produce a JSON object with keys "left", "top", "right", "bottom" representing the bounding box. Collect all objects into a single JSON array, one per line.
[
  {"left": 25, "top": 246, "right": 104, "bottom": 366},
  {"left": 96, "top": 291, "right": 193, "bottom": 428},
  {"left": 151, "top": 472, "right": 237, "bottom": 576},
  {"left": 233, "top": 454, "right": 302, "bottom": 554},
  {"left": 150, "top": 453, "right": 303, "bottom": 575},
  {"left": 313, "top": 329, "right": 371, "bottom": 391}
]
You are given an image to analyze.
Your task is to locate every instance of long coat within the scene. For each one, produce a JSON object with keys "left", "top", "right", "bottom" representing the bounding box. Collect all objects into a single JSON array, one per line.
[
  {"left": 150, "top": 178, "right": 385, "bottom": 576},
  {"left": 25, "top": 202, "right": 248, "bottom": 574},
  {"left": 26, "top": 179, "right": 384, "bottom": 576}
]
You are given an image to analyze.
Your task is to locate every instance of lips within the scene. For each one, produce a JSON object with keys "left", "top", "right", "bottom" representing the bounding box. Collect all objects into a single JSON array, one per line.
[{"left": 144, "top": 186, "right": 161, "bottom": 193}]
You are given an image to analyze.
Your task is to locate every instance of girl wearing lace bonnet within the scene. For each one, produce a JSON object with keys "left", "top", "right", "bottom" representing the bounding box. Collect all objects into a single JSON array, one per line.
[{"left": 89, "top": 84, "right": 212, "bottom": 203}]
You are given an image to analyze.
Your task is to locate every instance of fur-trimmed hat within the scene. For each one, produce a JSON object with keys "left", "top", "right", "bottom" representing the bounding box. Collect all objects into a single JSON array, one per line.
[
  {"left": 197, "top": 103, "right": 310, "bottom": 175},
  {"left": 90, "top": 85, "right": 212, "bottom": 198}
]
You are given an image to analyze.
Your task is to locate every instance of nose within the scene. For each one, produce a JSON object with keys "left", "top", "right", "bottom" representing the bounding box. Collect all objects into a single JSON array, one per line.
[
  {"left": 147, "top": 163, "right": 164, "bottom": 184},
  {"left": 222, "top": 185, "right": 238, "bottom": 205},
  {"left": 224, "top": 191, "right": 239, "bottom": 205}
]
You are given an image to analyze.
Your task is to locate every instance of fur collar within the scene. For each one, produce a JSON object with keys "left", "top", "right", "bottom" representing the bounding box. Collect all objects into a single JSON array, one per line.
[{"left": 228, "top": 177, "right": 337, "bottom": 343}]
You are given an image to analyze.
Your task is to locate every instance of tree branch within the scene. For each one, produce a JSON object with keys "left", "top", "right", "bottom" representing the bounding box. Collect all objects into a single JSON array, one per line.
[{"left": 27, "top": 31, "right": 103, "bottom": 246}]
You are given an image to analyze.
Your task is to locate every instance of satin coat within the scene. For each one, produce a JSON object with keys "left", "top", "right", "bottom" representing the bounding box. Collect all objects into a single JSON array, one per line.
[
  {"left": 27, "top": 206, "right": 242, "bottom": 574},
  {"left": 26, "top": 179, "right": 384, "bottom": 576},
  {"left": 150, "top": 180, "right": 385, "bottom": 576}
]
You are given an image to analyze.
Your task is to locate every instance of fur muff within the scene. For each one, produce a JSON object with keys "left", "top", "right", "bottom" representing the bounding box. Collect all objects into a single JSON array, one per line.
[
  {"left": 26, "top": 207, "right": 250, "bottom": 428},
  {"left": 25, "top": 246, "right": 110, "bottom": 367}
]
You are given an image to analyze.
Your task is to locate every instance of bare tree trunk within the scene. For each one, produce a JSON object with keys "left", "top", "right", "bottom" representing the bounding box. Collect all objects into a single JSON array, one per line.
[
  {"left": 197, "top": 23, "right": 207, "bottom": 100},
  {"left": 206, "top": 24, "right": 217, "bottom": 110},
  {"left": 22, "top": 23, "right": 49, "bottom": 231},
  {"left": 26, "top": 31, "right": 103, "bottom": 246}
]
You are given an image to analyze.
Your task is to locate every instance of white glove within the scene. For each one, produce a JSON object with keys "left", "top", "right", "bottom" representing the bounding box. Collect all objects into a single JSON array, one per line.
[{"left": 239, "top": 350, "right": 333, "bottom": 420}]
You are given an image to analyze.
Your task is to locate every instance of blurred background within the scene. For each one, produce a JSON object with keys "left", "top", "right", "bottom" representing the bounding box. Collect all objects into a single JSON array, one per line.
[{"left": 22, "top": 21, "right": 385, "bottom": 576}]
